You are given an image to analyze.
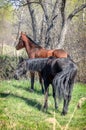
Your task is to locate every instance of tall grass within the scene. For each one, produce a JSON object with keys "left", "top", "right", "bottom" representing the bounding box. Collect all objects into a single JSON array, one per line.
[{"left": 0, "top": 80, "right": 86, "bottom": 130}]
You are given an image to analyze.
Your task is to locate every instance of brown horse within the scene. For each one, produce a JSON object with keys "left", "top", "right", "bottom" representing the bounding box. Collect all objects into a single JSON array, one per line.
[{"left": 16, "top": 32, "right": 70, "bottom": 93}]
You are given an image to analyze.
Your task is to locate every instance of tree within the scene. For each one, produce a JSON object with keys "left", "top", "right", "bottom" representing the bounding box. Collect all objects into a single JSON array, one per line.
[
  {"left": 0, "top": 0, "right": 14, "bottom": 42},
  {"left": 12, "top": 0, "right": 85, "bottom": 48},
  {"left": 0, "top": 0, "right": 86, "bottom": 81},
  {"left": 0, "top": 0, "right": 86, "bottom": 49}
]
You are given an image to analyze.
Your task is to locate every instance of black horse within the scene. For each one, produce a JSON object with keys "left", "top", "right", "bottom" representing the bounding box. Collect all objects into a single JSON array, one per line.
[{"left": 14, "top": 57, "right": 77, "bottom": 115}]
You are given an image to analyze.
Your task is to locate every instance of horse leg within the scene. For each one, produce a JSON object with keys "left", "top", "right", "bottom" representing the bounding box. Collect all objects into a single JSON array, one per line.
[
  {"left": 62, "top": 76, "right": 75, "bottom": 115},
  {"left": 62, "top": 98, "right": 68, "bottom": 115},
  {"left": 52, "top": 85, "right": 58, "bottom": 109},
  {"left": 30, "top": 72, "right": 35, "bottom": 92},
  {"left": 43, "top": 82, "right": 49, "bottom": 111},
  {"left": 38, "top": 72, "right": 44, "bottom": 94},
  {"left": 62, "top": 94, "right": 71, "bottom": 115}
]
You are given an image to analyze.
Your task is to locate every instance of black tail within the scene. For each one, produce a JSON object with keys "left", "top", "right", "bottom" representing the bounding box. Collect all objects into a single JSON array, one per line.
[{"left": 53, "top": 64, "right": 77, "bottom": 100}]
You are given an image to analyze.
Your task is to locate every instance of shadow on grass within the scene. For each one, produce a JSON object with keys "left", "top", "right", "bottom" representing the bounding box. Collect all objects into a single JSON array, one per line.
[
  {"left": 0, "top": 92, "right": 10, "bottom": 98},
  {"left": 0, "top": 92, "right": 42, "bottom": 111},
  {"left": 13, "top": 84, "right": 30, "bottom": 91},
  {"left": 13, "top": 84, "right": 44, "bottom": 95},
  {"left": 0, "top": 92, "right": 54, "bottom": 115}
]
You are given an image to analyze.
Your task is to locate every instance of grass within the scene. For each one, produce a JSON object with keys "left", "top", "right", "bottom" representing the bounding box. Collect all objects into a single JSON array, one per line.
[{"left": 0, "top": 80, "right": 86, "bottom": 130}]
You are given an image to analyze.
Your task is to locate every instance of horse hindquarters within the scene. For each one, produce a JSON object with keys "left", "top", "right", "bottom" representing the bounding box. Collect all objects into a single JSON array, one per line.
[{"left": 53, "top": 49, "right": 68, "bottom": 58}]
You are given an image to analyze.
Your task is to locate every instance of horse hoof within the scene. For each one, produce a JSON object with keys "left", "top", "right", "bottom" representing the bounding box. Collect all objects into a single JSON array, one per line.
[
  {"left": 61, "top": 111, "right": 67, "bottom": 116},
  {"left": 42, "top": 90, "right": 44, "bottom": 94},
  {"left": 42, "top": 105, "right": 48, "bottom": 112},
  {"left": 42, "top": 108, "right": 47, "bottom": 113},
  {"left": 29, "top": 88, "right": 34, "bottom": 92},
  {"left": 55, "top": 106, "right": 58, "bottom": 110}
]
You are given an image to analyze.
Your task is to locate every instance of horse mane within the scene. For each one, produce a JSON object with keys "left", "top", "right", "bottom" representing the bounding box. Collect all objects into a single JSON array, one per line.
[
  {"left": 26, "top": 57, "right": 57, "bottom": 72},
  {"left": 26, "top": 58, "right": 49, "bottom": 72},
  {"left": 26, "top": 35, "right": 42, "bottom": 48}
]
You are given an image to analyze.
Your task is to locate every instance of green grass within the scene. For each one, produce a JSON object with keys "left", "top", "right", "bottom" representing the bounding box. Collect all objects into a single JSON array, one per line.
[{"left": 0, "top": 80, "right": 86, "bottom": 130}]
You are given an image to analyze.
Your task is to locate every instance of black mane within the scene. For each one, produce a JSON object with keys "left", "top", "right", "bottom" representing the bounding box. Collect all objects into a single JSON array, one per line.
[{"left": 26, "top": 35, "right": 42, "bottom": 48}]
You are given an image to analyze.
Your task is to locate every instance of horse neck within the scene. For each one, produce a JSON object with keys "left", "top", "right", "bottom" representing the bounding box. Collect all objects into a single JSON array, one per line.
[
  {"left": 24, "top": 39, "right": 33, "bottom": 54},
  {"left": 24, "top": 38, "right": 42, "bottom": 56}
]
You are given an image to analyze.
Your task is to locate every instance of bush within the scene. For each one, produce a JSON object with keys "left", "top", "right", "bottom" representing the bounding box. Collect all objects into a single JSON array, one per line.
[{"left": 0, "top": 55, "right": 18, "bottom": 80}]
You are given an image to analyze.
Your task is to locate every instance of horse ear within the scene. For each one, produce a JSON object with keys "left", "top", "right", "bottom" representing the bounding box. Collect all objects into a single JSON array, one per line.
[{"left": 21, "top": 31, "right": 23, "bottom": 35}]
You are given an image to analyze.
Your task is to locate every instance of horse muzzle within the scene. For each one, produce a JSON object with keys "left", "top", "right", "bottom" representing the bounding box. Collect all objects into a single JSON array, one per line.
[{"left": 14, "top": 74, "right": 19, "bottom": 80}]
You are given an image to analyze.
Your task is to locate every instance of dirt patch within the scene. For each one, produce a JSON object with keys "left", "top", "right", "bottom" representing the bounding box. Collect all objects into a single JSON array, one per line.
[{"left": 45, "top": 118, "right": 57, "bottom": 124}]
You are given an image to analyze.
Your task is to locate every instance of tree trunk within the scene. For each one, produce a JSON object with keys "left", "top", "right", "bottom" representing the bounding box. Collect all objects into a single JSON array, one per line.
[
  {"left": 58, "top": 3, "right": 86, "bottom": 48},
  {"left": 26, "top": 0, "right": 37, "bottom": 41}
]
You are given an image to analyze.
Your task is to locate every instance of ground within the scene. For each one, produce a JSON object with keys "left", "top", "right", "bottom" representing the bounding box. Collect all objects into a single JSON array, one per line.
[{"left": 0, "top": 80, "right": 86, "bottom": 130}]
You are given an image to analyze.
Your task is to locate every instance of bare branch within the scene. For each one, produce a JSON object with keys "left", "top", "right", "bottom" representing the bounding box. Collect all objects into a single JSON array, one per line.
[
  {"left": 44, "top": 0, "right": 59, "bottom": 47},
  {"left": 61, "top": 0, "right": 66, "bottom": 27},
  {"left": 40, "top": 1, "right": 49, "bottom": 24},
  {"left": 19, "top": 1, "right": 40, "bottom": 7},
  {"left": 51, "top": 0, "right": 59, "bottom": 19},
  {"left": 68, "top": 3, "right": 86, "bottom": 20},
  {"left": 26, "top": 0, "right": 37, "bottom": 41},
  {"left": 58, "top": 3, "right": 86, "bottom": 48}
]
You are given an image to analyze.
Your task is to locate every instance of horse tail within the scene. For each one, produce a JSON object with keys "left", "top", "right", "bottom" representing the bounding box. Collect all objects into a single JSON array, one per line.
[
  {"left": 67, "top": 54, "right": 72, "bottom": 60},
  {"left": 53, "top": 64, "right": 77, "bottom": 100}
]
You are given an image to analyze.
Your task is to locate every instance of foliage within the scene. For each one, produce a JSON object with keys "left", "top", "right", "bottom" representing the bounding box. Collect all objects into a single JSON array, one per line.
[
  {"left": 0, "top": 0, "right": 14, "bottom": 23},
  {"left": 66, "top": 0, "right": 83, "bottom": 13},
  {"left": 0, "top": 81, "right": 86, "bottom": 130},
  {"left": 0, "top": 0, "right": 86, "bottom": 82},
  {"left": 0, "top": 55, "right": 18, "bottom": 80},
  {"left": 0, "top": 0, "right": 15, "bottom": 43}
]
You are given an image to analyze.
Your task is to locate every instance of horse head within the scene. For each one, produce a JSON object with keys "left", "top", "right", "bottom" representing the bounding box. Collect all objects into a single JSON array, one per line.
[
  {"left": 16, "top": 32, "right": 28, "bottom": 50},
  {"left": 14, "top": 57, "right": 27, "bottom": 80}
]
